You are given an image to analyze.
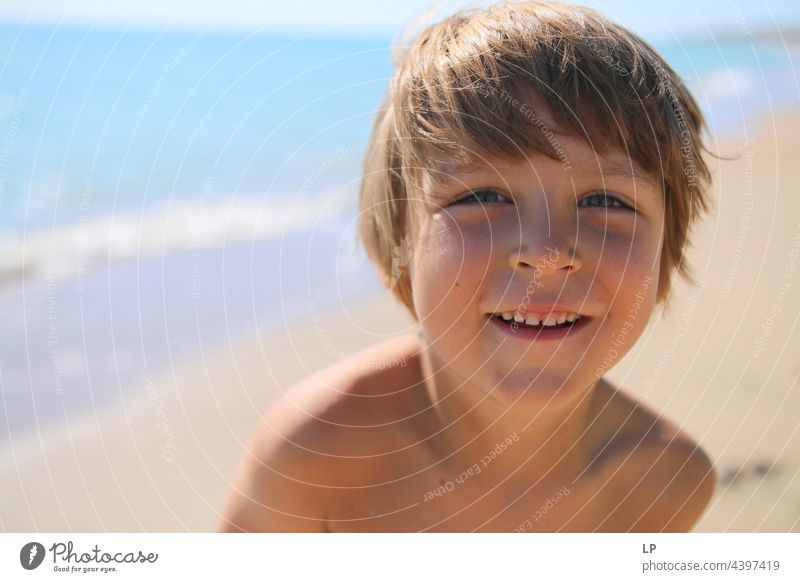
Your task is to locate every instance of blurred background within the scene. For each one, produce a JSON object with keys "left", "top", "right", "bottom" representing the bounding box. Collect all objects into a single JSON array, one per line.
[{"left": 0, "top": 0, "right": 799, "bottom": 532}]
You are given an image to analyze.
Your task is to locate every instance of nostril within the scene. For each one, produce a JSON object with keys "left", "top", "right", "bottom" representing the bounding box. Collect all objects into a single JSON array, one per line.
[{"left": 509, "top": 244, "right": 579, "bottom": 273}]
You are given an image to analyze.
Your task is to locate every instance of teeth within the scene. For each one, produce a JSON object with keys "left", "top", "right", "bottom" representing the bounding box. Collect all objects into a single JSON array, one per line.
[
  {"left": 525, "top": 313, "right": 540, "bottom": 326},
  {"left": 495, "top": 311, "right": 584, "bottom": 327}
]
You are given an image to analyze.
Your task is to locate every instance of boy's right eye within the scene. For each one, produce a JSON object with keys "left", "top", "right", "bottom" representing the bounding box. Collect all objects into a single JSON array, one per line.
[{"left": 449, "top": 189, "right": 510, "bottom": 205}]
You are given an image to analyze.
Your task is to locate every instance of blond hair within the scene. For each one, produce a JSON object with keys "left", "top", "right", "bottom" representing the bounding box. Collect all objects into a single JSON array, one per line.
[{"left": 358, "top": 0, "right": 712, "bottom": 318}]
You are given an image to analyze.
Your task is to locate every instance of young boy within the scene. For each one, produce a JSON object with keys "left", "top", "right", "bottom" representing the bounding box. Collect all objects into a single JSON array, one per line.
[{"left": 221, "top": 0, "right": 716, "bottom": 532}]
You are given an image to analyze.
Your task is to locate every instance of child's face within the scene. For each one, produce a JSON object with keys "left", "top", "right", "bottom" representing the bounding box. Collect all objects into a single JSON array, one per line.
[{"left": 408, "top": 134, "right": 664, "bottom": 404}]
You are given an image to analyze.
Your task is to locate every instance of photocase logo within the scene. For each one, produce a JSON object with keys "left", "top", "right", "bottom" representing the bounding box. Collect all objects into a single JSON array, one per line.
[{"left": 20, "top": 542, "right": 46, "bottom": 570}]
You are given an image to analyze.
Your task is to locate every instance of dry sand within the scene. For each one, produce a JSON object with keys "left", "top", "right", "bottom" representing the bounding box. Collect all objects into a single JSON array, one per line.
[{"left": 1, "top": 110, "right": 799, "bottom": 532}]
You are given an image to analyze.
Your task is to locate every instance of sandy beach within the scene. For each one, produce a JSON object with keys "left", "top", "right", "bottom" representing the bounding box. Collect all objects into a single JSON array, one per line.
[{"left": 1, "top": 108, "right": 799, "bottom": 533}]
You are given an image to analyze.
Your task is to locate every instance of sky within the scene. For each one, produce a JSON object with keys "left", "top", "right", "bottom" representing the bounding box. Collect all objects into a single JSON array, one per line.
[{"left": 1, "top": 0, "right": 799, "bottom": 41}]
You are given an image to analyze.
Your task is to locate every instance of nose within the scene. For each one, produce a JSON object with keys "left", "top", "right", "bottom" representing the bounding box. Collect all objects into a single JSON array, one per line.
[{"left": 505, "top": 211, "right": 583, "bottom": 274}]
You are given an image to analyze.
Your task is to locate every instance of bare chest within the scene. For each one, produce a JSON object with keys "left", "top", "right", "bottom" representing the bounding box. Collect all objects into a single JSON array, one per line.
[{"left": 326, "top": 460, "right": 630, "bottom": 532}]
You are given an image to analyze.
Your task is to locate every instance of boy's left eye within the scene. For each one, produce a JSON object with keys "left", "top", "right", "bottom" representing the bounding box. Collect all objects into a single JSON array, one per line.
[{"left": 578, "top": 192, "right": 633, "bottom": 210}]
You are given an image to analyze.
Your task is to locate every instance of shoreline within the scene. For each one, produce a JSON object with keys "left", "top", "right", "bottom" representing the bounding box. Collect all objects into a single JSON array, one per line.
[{"left": 0, "top": 216, "right": 381, "bottom": 449}]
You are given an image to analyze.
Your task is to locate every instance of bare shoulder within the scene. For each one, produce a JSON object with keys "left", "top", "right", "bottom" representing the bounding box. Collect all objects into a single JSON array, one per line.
[
  {"left": 219, "top": 333, "right": 425, "bottom": 532},
  {"left": 589, "top": 379, "right": 717, "bottom": 532},
  {"left": 218, "top": 377, "right": 339, "bottom": 532}
]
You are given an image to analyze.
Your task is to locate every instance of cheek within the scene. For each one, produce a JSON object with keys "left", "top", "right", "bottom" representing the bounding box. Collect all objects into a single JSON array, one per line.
[
  {"left": 410, "top": 216, "right": 496, "bottom": 315},
  {"left": 585, "top": 220, "right": 663, "bottom": 282},
  {"left": 603, "top": 271, "right": 660, "bottom": 360},
  {"left": 587, "top": 224, "right": 661, "bottom": 338}
]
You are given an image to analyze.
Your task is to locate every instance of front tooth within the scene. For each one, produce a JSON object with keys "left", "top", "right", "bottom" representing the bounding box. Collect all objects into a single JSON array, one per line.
[
  {"left": 556, "top": 313, "right": 567, "bottom": 324},
  {"left": 501, "top": 312, "right": 514, "bottom": 321},
  {"left": 525, "top": 313, "right": 540, "bottom": 326},
  {"left": 513, "top": 312, "right": 525, "bottom": 323},
  {"left": 543, "top": 315, "right": 557, "bottom": 326},
  {"left": 566, "top": 313, "right": 577, "bottom": 322}
]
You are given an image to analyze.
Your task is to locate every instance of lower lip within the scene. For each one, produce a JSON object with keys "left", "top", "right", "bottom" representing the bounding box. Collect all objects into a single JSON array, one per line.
[{"left": 486, "top": 314, "right": 591, "bottom": 341}]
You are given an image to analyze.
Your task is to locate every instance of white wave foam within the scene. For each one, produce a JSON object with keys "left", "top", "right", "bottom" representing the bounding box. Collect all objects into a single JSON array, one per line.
[{"left": 0, "top": 194, "right": 354, "bottom": 286}]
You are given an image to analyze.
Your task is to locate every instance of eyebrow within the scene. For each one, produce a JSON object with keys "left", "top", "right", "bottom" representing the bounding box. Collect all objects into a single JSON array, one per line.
[
  {"left": 429, "top": 157, "right": 493, "bottom": 182},
  {"left": 430, "top": 158, "right": 660, "bottom": 190},
  {"left": 593, "top": 161, "right": 660, "bottom": 187}
]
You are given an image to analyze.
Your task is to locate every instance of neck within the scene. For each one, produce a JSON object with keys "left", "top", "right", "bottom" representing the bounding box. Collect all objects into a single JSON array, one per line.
[{"left": 417, "top": 340, "right": 600, "bottom": 486}]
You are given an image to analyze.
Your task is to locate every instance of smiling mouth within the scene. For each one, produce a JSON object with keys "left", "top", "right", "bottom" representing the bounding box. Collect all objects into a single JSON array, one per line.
[{"left": 489, "top": 312, "right": 584, "bottom": 330}]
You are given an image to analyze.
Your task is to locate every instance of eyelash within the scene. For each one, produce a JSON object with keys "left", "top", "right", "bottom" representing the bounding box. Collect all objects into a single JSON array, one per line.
[
  {"left": 578, "top": 192, "right": 634, "bottom": 210},
  {"left": 448, "top": 189, "right": 634, "bottom": 210},
  {"left": 449, "top": 189, "right": 510, "bottom": 205}
]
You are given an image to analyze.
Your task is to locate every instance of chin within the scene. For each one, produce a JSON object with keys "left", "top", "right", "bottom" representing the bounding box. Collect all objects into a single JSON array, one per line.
[{"left": 486, "top": 367, "right": 592, "bottom": 408}]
